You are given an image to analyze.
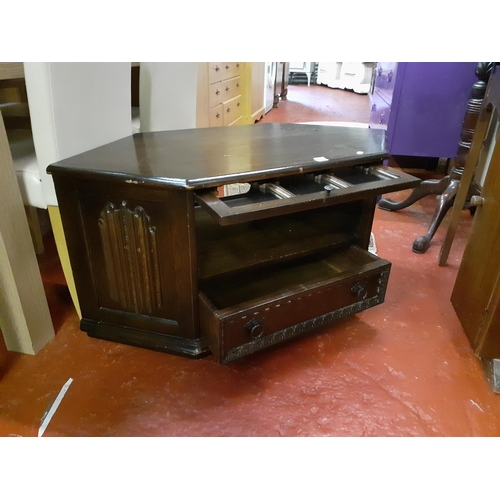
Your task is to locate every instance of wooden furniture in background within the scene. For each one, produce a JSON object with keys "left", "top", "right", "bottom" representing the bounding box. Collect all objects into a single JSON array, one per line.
[
  {"left": 0, "top": 63, "right": 24, "bottom": 80},
  {"left": 0, "top": 110, "right": 54, "bottom": 355},
  {"left": 273, "top": 62, "right": 289, "bottom": 108},
  {"left": 439, "top": 63, "right": 497, "bottom": 266},
  {"left": 196, "top": 62, "right": 252, "bottom": 128},
  {"left": 377, "top": 63, "right": 491, "bottom": 253},
  {"left": 449, "top": 66, "right": 500, "bottom": 390},
  {"left": 0, "top": 63, "right": 30, "bottom": 130},
  {"left": 0, "top": 67, "right": 41, "bottom": 252},
  {"left": 47, "top": 124, "right": 419, "bottom": 364},
  {"left": 131, "top": 62, "right": 140, "bottom": 107}
]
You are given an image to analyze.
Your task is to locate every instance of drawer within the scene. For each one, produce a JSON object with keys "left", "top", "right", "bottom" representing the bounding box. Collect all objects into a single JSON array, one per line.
[
  {"left": 222, "top": 62, "right": 241, "bottom": 80},
  {"left": 209, "top": 81, "right": 223, "bottom": 108},
  {"left": 208, "top": 62, "right": 223, "bottom": 84},
  {"left": 223, "top": 95, "right": 242, "bottom": 126},
  {"left": 199, "top": 245, "right": 391, "bottom": 363},
  {"left": 221, "top": 76, "right": 242, "bottom": 102},
  {"left": 209, "top": 104, "right": 224, "bottom": 127},
  {"left": 195, "top": 164, "right": 420, "bottom": 225}
]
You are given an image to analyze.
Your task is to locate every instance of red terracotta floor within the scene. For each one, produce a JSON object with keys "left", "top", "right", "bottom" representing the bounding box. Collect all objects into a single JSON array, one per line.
[
  {"left": 260, "top": 83, "right": 371, "bottom": 124},
  {"left": 1, "top": 84, "right": 500, "bottom": 438}
]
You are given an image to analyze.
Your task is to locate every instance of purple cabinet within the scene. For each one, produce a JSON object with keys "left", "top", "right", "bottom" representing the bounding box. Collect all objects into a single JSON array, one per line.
[
  {"left": 369, "top": 62, "right": 398, "bottom": 131},
  {"left": 369, "top": 62, "right": 478, "bottom": 158}
]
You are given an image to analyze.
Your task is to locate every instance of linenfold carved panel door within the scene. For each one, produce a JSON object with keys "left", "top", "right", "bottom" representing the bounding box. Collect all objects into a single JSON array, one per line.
[{"left": 77, "top": 184, "right": 198, "bottom": 340}]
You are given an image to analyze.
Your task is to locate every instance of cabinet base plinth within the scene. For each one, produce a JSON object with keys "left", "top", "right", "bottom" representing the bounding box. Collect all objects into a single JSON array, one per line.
[{"left": 81, "top": 319, "right": 211, "bottom": 359}]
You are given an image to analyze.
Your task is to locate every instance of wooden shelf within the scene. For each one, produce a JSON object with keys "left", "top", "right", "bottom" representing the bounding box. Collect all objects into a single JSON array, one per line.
[
  {"left": 201, "top": 245, "right": 383, "bottom": 310},
  {"left": 195, "top": 202, "right": 362, "bottom": 280}
]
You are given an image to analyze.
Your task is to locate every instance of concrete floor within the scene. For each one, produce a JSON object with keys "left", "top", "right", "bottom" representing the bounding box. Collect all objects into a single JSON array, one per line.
[{"left": 1, "top": 83, "right": 499, "bottom": 438}]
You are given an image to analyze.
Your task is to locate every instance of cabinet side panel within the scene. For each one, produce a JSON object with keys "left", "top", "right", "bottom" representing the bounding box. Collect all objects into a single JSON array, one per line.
[
  {"left": 171, "top": 189, "right": 200, "bottom": 339},
  {"left": 54, "top": 176, "right": 199, "bottom": 340},
  {"left": 52, "top": 175, "right": 100, "bottom": 319}
]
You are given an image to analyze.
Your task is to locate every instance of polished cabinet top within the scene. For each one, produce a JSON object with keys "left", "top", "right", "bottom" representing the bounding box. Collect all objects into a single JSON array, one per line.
[{"left": 47, "top": 123, "right": 388, "bottom": 189}]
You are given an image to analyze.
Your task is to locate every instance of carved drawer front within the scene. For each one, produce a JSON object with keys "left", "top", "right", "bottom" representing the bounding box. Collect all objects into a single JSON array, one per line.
[
  {"left": 199, "top": 245, "right": 391, "bottom": 363},
  {"left": 210, "top": 104, "right": 224, "bottom": 127},
  {"left": 223, "top": 95, "right": 243, "bottom": 126}
]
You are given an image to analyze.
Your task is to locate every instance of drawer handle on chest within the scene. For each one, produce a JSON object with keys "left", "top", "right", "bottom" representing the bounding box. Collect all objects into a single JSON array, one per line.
[
  {"left": 351, "top": 282, "right": 368, "bottom": 301},
  {"left": 226, "top": 86, "right": 230, "bottom": 91},
  {"left": 215, "top": 65, "right": 220, "bottom": 71},
  {"left": 245, "top": 318, "right": 265, "bottom": 339},
  {"left": 225, "top": 64, "right": 230, "bottom": 69}
]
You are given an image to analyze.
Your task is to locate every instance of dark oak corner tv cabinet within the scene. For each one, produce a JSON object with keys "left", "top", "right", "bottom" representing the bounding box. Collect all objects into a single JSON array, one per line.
[{"left": 48, "top": 124, "right": 419, "bottom": 364}]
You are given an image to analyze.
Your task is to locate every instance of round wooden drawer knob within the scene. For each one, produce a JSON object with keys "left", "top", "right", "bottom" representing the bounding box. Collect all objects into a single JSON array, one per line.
[{"left": 245, "top": 318, "right": 264, "bottom": 338}]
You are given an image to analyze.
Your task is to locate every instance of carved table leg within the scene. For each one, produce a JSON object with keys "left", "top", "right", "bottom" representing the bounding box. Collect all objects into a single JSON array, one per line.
[
  {"left": 412, "top": 178, "right": 460, "bottom": 253},
  {"left": 378, "top": 175, "right": 451, "bottom": 212}
]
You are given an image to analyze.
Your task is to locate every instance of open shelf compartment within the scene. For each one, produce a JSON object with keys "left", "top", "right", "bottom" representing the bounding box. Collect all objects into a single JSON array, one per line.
[{"left": 195, "top": 201, "right": 365, "bottom": 280}]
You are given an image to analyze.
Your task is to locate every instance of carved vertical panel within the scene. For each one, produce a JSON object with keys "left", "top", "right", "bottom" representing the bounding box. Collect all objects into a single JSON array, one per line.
[{"left": 98, "top": 201, "right": 162, "bottom": 314}]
